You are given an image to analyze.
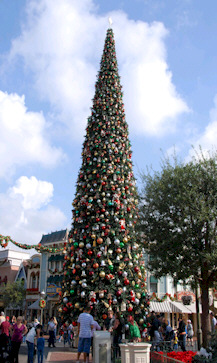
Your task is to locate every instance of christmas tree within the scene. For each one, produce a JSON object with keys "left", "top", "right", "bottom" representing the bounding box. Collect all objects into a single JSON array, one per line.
[{"left": 60, "top": 28, "right": 149, "bottom": 326}]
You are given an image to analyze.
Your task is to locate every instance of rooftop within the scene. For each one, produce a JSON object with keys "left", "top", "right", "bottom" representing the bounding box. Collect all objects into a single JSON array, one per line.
[{"left": 39, "top": 229, "right": 68, "bottom": 245}]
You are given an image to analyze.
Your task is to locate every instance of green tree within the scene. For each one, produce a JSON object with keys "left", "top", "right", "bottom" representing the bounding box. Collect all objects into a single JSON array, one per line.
[
  {"left": 139, "top": 153, "right": 217, "bottom": 347},
  {"left": 60, "top": 28, "right": 149, "bottom": 326},
  {"left": 1, "top": 280, "right": 26, "bottom": 309}
]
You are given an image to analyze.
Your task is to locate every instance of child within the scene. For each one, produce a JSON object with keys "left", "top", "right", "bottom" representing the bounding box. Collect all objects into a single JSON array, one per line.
[
  {"left": 37, "top": 331, "right": 45, "bottom": 363},
  {"left": 173, "top": 331, "right": 178, "bottom": 351}
]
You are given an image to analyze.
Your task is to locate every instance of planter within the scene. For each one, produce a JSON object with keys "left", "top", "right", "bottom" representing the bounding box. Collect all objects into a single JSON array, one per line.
[{"left": 120, "top": 342, "right": 151, "bottom": 363}]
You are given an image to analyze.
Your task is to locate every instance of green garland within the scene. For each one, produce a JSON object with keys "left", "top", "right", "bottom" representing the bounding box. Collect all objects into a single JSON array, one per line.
[
  {"left": 0, "top": 235, "right": 65, "bottom": 253},
  {"left": 150, "top": 292, "right": 176, "bottom": 302}
]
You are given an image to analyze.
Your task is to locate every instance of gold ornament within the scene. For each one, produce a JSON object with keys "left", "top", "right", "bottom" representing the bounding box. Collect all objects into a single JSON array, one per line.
[{"left": 99, "top": 271, "right": 105, "bottom": 278}]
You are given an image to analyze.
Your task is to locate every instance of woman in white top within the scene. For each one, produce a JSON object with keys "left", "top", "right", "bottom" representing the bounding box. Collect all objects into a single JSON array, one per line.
[{"left": 26, "top": 323, "right": 41, "bottom": 363}]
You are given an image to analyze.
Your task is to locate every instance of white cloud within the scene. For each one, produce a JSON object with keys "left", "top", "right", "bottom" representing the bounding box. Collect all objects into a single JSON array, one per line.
[
  {"left": 9, "top": 176, "right": 54, "bottom": 210},
  {"left": 0, "top": 90, "right": 65, "bottom": 179},
  {"left": 8, "top": 0, "right": 189, "bottom": 138},
  {"left": 0, "top": 176, "right": 67, "bottom": 245},
  {"left": 187, "top": 95, "right": 217, "bottom": 160}
]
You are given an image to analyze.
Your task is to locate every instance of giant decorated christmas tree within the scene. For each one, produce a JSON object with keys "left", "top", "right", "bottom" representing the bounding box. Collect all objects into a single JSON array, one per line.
[{"left": 60, "top": 28, "right": 149, "bottom": 325}]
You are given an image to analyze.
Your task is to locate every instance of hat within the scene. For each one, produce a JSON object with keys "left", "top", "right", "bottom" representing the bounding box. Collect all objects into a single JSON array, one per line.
[{"left": 187, "top": 319, "right": 191, "bottom": 323}]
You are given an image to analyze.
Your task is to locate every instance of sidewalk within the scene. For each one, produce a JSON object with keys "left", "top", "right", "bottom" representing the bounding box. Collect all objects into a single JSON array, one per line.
[
  {"left": 46, "top": 350, "right": 92, "bottom": 363},
  {"left": 18, "top": 341, "right": 92, "bottom": 363}
]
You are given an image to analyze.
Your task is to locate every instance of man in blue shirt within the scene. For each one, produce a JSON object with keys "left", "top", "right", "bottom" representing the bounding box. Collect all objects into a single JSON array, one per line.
[{"left": 76, "top": 307, "right": 94, "bottom": 363}]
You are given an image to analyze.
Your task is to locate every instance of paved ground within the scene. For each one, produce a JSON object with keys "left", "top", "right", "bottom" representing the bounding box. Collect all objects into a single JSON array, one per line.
[
  {"left": 17, "top": 338, "right": 198, "bottom": 363},
  {"left": 18, "top": 340, "right": 92, "bottom": 363}
]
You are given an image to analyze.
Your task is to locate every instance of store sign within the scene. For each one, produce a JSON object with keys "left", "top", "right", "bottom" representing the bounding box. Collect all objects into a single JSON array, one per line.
[
  {"left": 47, "top": 284, "right": 61, "bottom": 297},
  {"left": 177, "top": 291, "right": 195, "bottom": 302}
]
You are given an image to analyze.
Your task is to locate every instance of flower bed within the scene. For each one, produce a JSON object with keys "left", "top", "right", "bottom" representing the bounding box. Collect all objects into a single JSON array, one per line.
[
  {"left": 151, "top": 351, "right": 197, "bottom": 363},
  {"left": 167, "top": 351, "right": 197, "bottom": 363}
]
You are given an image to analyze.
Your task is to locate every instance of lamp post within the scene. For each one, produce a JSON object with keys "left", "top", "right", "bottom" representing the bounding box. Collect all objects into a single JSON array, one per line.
[{"left": 40, "top": 290, "right": 46, "bottom": 326}]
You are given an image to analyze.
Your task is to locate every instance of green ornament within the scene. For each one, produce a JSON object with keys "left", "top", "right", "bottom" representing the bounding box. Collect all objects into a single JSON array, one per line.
[
  {"left": 135, "top": 284, "right": 139, "bottom": 289},
  {"left": 120, "top": 242, "right": 124, "bottom": 248},
  {"left": 74, "top": 242, "right": 78, "bottom": 248},
  {"left": 108, "top": 265, "right": 114, "bottom": 271},
  {"left": 70, "top": 289, "right": 74, "bottom": 295}
]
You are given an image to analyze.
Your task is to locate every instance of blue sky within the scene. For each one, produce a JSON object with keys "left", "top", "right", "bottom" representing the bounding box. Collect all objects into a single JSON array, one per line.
[{"left": 1, "top": 0, "right": 217, "bottom": 248}]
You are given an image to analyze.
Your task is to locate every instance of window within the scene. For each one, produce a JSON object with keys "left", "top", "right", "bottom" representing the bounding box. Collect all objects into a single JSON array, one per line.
[
  {"left": 31, "top": 273, "right": 36, "bottom": 289},
  {"left": 150, "top": 276, "right": 158, "bottom": 293}
]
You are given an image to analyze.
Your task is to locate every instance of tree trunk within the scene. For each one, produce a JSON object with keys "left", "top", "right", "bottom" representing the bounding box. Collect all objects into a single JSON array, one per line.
[{"left": 200, "top": 280, "right": 211, "bottom": 348}]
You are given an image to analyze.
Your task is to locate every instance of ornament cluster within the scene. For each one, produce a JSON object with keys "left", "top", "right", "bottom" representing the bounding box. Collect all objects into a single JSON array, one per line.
[{"left": 60, "top": 29, "right": 149, "bottom": 324}]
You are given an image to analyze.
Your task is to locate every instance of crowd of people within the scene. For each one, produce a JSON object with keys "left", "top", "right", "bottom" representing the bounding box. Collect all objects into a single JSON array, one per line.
[
  {"left": 0, "top": 312, "right": 45, "bottom": 363},
  {"left": 1, "top": 308, "right": 210, "bottom": 363},
  {"left": 147, "top": 311, "right": 195, "bottom": 352}
]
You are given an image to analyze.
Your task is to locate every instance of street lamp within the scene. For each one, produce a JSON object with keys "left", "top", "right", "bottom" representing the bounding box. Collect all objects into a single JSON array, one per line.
[{"left": 40, "top": 290, "right": 46, "bottom": 326}]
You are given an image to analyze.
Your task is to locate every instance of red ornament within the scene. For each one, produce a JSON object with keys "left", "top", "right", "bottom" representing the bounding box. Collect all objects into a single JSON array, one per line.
[
  {"left": 93, "top": 263, "right": 99, "bottom": 269},
  {"left": 124, "top": 279, "right": 129, "bottom": 285},
  {"left": 134, "top": 266, "right": 139, "bottom": 273},
  {"left": 89, "top": 271, "right": 94, "bottom": 276},
  {"left": 128, "top": 306, "right": 133, "bottom": 312},
  {"left": 116, "top": 290, "right": 122, "bottom": 297}
]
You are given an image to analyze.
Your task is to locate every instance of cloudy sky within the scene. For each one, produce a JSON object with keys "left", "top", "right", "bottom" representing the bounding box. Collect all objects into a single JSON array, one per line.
[{"left": 1, "top": 0, "right": 217, "bottom": 250}]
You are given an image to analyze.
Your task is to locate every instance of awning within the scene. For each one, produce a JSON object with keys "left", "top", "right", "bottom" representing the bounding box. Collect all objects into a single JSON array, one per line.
[
  {"left": 185, "top": 303, "right": 202, "bottom": 314},
  {"left": 150, "top": 301, "right": 172, "bottom": 313},
  {"left": 170, "top": 301, "right": 192, "bottom": 314},
  {"left": 150, "top": 300, "right": 202, "bottom": 314},
  {"left": 28, "top": 300, "right": 41, "bottom": 310}
]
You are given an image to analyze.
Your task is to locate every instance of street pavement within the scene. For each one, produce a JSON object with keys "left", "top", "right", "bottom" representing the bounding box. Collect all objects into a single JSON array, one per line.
[
  {"left": 18, "top": 340, "right": 93, "bottom": 363},
  {"left": 18, "top": 338, "right": 198, "bottom": 363}
]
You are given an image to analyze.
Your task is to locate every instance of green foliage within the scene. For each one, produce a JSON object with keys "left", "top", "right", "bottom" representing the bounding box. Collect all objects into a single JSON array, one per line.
[
  {"left": 1, "top": 280, "right": 26, "bottom": 308},
  {"left": 139, "top": 153, "right": 217, "bottom": 286}
]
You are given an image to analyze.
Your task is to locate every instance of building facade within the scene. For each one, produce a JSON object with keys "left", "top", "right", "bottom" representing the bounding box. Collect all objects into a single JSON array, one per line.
[{"left": 39, "top": 229, "right": 68, "bottom": 321}]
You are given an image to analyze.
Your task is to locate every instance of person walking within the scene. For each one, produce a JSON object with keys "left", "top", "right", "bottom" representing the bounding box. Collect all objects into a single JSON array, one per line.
[
  {"left": 26, "top": 323, "right": 42, "bottom": 363},
  {"left": 178, "top": 317, "right": 186, "bottom": 352},
  {"left": 76, "top": 306, "right": 94, "bottom": 363},
  {"left": 47, "top": 317, "right": 56, "bottom": 347},
  {"left": 187, "top": 319, "right": 194, "bottom": 347},
  {"left": 0, "top": 315, "right": 11, "bottom": 359},
  {"left": 9, "top": 316, "right": 28, "bottom": 363},
  {"left": 37, "top": 331, "right": 45, "bottom": 363}
]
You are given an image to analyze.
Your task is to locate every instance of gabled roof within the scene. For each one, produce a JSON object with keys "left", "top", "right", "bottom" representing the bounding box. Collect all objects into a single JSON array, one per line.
[{"left": 39, "top": 229, "right": 68, "bottom": 245}]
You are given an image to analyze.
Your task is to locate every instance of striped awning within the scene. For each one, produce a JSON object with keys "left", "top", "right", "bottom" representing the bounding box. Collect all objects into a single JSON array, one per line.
[
  {"left": 150, "top": 301, "right": 172, "bottom": 313},
  {"left": 150, "top": 300, "right": 201, "bottom": 314},
  {"left": 170, "top": 301, "right": 193, "bottom": 314},
  {"left": 185, "top": 303, "right": 202, "bottom": 314}
]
